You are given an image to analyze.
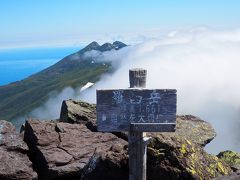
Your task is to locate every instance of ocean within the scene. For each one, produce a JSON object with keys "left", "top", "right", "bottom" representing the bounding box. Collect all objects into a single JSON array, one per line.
[{"left": 0, "top": 46, "right": 81, "bottom": 86}]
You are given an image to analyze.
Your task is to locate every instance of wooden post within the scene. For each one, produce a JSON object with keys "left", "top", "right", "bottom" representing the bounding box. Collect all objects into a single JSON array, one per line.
[
  {"left": 129, "top": 68, "right": 147, "bottom": 88},
  {"left": 129, "top": 68, "right": 147, "bottom": 180},
  {"left": 97, "top": 68, "right": 176, "bottom": 179}
]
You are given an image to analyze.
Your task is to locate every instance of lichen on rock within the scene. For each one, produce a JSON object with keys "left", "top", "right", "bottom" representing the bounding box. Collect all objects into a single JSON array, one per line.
[
  {"left": 146, "top": 115, "right": 232, "bottom": 180},
  {"left": 60, "top": 99, "right": 97, "bottom": 131},
  {"left": 58, "top": 100, "right": 236, "bottom": 180},
  {"left": 217, "top": 150, "right": 240, "bottom": 172},
  {"left": 3, "top": 99, "right": 233, "bottom": 180}
]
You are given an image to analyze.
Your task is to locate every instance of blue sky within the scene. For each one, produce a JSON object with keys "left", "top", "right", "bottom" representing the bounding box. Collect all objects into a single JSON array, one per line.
[{"left": 1, "top": 0, "right": 240, "bottom": 48}]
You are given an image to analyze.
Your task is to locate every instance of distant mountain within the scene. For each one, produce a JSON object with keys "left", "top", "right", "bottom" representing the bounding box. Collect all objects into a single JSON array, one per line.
[
  {"left": 0, "top": 41, "right": 127, "bottom": 121},
  {"left": 70, "top": 41, "right": 126, "bottom": 54}
]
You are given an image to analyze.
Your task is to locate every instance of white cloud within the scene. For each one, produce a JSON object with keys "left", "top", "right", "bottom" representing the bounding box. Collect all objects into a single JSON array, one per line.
[{"left": 80, "top": 28, "right": 240, "bottom": 154}]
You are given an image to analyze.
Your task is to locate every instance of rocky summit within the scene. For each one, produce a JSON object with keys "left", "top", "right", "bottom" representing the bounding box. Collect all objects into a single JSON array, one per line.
[
  {"left": 59, "top": 100, "right": 235, "bottom": 180},
  {"left": 0, "top": 99, "right": 240, "bottom": 179}
]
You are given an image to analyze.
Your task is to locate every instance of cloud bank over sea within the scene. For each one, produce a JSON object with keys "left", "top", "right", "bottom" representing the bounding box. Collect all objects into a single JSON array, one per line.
[{"left": 16, "top": 27, "right": 240, "bottom": 154}]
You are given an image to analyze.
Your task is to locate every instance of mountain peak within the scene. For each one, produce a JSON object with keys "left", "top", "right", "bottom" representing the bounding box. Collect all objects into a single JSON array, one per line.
[
  {"left": 77, "top": 41, "right": 100, "bottom": 54},
  {"left": 99, "top": 42, "right": 115, "bottom": 52},
  {"left": 87, "top": 41, "right": 100, "bottom": 48},
  {"left": 81, "top": 41, "right": 100, "bottom": 52},
  {"left": 79, "top": 41, "right": 127, "bottom": 54},
  {"left": 113, "top": 41, "right": 127, "bottom": 49}
]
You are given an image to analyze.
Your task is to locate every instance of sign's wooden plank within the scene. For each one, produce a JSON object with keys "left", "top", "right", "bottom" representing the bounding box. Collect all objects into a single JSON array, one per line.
[
  {"left": 130, "top": 123, "right": 176, "bottom": 132},
  {"left": 97, "top": 89, "right": 177, "bottom": 132}
]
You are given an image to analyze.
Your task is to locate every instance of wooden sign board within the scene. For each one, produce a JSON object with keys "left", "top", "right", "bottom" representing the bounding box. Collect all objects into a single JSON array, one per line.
[{"left": 97, "top": 89, "right": 177, "bottom": 132}]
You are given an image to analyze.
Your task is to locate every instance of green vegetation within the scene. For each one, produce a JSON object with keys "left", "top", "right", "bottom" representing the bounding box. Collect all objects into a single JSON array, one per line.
[{"left": 0, "top": 60, "right": 111, "bottom": 121}]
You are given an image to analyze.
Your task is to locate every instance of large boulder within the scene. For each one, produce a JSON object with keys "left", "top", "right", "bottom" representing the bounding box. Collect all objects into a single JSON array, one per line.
[
  {"left": 147, "top": 134, "right": 232, "bottom": 180},
  {"left": 60, "top": 99, "right": 97, "bottom": 131},
  {"left": 24, "top": 119, "right": 128, "bottom": 180},
  {"left": 0, "top": 120, "right": 37, "bottom": 180},
  {"left": 149, "top": 115, "right": 217, "bottom": 147},
  {"left": 60, "top": 99, "right": 128, "bottom": 140},
  {"left": 146, "top": 115, "right": 231, "bottom": 180}
]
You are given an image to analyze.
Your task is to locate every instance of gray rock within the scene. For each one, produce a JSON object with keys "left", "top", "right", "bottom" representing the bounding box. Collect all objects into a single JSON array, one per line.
[
  {"left": 148, "top": 115, "right": 217, "bottom": 147},
  {"left": 60, "top": 100, "right": 97, "bottom": 131},
  {"left": 147, "top": 132, "right": 232, "bottom": 180},
  {"left": 145, "top": 115, "right": 230, "bottom": 180},
  {"left": 215, "top": 172, "right": 240, "bottom": 180},
  {"left": 217, "top": 150, "right": 240, "bottom": 172}
]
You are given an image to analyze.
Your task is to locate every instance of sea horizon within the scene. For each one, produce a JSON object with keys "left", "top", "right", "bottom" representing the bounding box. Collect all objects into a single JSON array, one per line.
[{"left": 0, "top": 46, "right": 82, "bottom": 86}]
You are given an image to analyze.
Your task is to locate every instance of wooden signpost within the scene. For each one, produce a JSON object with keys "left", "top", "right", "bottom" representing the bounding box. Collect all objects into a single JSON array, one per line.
[{"left": 97, "top": 68, "right": 177, "bottom": 180}]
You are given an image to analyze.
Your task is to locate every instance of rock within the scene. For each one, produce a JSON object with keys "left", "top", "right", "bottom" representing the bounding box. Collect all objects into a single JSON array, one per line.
[
  {"left": 60, "top": 100, "right": 97, "bottom": 131},
  {"left": 145, "top": 115, "right": 230, "bottom": 180},
  {"left": 147, "top": 134, "right": 232, "bottom": 180},
  {"left": 149, "top": 115, "right": 217, "bottom": 147},
  {"left": 60, "top": 101, "right": 215, "bottom": 145},
  {"left": 59, "top": 100, "right": 230, "bottom": 179},
  {"left": 215, "top": 172, "right": 240, "bottom": 180},
  {"left": 24, "top": 119, "right": 128, "bottom": 180},
  {"left": 217, "top": 151, "right": 240, "bottom": 172},
  {"left": 60, "top": 99, "right": 128, "bottom": 140},
  {"left": 60, "top": 101, "right": 217, "bottom": 146},
  {"left": 0, "top": 120, "right": 37, "bottom": 180}
]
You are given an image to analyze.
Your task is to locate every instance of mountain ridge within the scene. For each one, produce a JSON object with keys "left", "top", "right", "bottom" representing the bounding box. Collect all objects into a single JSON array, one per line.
[
  {"left": 78, "top": 41, "right": 126, "bottom": 54},
  {"left": 0, "top": 41, "right": 127, "bottom": 121}
]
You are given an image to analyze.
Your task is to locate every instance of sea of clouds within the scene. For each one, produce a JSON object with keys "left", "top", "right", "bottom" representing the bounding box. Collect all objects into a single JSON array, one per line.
[{"left": 15, "top": 27, "right": 240, "bottom": 154}]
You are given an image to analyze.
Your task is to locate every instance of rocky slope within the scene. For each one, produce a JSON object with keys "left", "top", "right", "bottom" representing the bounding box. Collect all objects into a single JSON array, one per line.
[{"left": 0, "top": 99, "right": 239, "bottom": 179}]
